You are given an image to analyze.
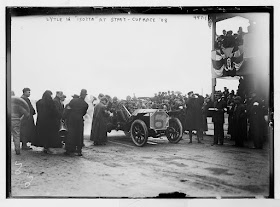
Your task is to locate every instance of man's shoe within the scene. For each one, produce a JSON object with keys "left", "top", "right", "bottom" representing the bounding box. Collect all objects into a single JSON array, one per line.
[
  {"left": 15, "top": 150, "right": 20, "bottom": 155},
  {"left": 76, "top": 152, "right": 83, "bottom": 156}
]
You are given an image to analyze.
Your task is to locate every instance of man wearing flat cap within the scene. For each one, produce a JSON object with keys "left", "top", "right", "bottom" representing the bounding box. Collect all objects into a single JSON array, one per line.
[
  {"left": 64, "top": 89, "right": 88, "bottom": 156},
  {"left": 20, "top": 87, "right": 36, "bottom": 150}
]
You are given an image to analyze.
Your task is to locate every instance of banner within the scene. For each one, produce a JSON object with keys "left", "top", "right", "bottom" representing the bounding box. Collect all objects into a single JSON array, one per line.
[{"left": 211, "top": 46, "right": 244, "bottom": 78}]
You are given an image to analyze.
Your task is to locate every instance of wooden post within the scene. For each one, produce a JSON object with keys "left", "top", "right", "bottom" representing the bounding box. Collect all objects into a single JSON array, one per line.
[{"left": 211, "top": 15, "right": 216, "bottom": 102}]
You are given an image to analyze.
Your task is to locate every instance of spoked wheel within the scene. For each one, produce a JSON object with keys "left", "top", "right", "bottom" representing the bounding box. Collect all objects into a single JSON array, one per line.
[
  {"left": 130, "top": 120, "right": 148, "bottom": 147},
  {"left": 166, "top": 117, "right": 183, "bottom": 143}
]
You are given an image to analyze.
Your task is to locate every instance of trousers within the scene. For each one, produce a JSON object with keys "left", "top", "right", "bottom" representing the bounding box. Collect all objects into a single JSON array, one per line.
[
  {"left": 11, "top": 119, "right": 21, "bottom": 152},
  {"left": 214, "top": 122, "right": 224, "bottom": 144}
]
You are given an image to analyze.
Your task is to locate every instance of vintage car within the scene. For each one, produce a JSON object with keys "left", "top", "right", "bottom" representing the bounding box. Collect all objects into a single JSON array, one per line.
[{"left": 107, "top": 104, "right": 183, "bottom": 147}]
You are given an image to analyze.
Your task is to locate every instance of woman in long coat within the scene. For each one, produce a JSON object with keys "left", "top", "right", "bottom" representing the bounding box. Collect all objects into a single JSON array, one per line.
[
  {"left": 90, "top": 97, "right": 110, "bottom": 145},
  {"left": 32, "top": 90, "right": 61, "bottom": 153}
]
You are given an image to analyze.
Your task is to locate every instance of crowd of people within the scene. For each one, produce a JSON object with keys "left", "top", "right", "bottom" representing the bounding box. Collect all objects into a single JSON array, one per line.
[
  {"left": 10, "top": 86, "right": 268, "bottom": 156},
  {"left": 214, "top": 26, "right": 246, "bottom": 50}
]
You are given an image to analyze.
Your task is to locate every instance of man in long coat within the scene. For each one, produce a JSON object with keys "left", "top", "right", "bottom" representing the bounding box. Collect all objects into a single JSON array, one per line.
[
  {"left": 231, "top": 96, "right": 247, "bottom": 147},
  {"left": 20, "top": 88, "right": 36, "bottom": 150},
  {"left": 185, "top": 91, "right": 204, "bottom": 143},
  {"left": 247, "top": 91, "right": 266, "bottom": 149},
  {"left": 212, "top": 92, "right": 227, "bottom": 145},
  {"left": 64, "top": 89, "right": 88, "bottom": 156},
  {"left": 90, "top": 97, "right": 111, "bottom": 145}
]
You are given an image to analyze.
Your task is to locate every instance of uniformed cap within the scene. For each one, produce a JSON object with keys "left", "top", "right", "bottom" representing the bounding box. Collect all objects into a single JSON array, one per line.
[{"left": 22, "top": 88, "right": 31, "bottom": 93}]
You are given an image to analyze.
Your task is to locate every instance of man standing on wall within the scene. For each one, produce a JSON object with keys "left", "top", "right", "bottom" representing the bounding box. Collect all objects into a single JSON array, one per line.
[{"left": 20, "top": 88, "right": 36, "bottom": 150}]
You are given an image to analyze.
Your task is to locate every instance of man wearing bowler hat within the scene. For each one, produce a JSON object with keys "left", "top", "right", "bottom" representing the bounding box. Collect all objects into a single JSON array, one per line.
[{"left": 64, "top": 89, "right": 89, "bottom": 156}]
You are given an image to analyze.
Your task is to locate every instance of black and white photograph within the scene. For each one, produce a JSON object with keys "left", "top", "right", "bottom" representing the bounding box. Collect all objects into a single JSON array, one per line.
[{"left": 3, "top": 3, "right": 279, "bottom": 205}]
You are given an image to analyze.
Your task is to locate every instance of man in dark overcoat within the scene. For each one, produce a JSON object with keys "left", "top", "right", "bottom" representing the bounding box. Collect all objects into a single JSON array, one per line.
[
  {"left": 231, "top": 96, "right": 247, "bottom": 147},
  {"left": 212, "top": 92, "right": 227, "bottom": 145},
  {"left": 53, "top": 91, "right": 64, "bottom": 136},
  {"left": 64, "top": 89, "right": 88, "bottom": 156},
  {"left": 185, "top": 91, "right": 204, "bottom": 143},
  {"left": 20, "top": 88, "right": 36, "bottom": 150},
  {"left": 90, "top": 97, "right": 111, "bottom": 145},
  {"left": 247, "top": 91, "right": 266, "bottom": 149}
]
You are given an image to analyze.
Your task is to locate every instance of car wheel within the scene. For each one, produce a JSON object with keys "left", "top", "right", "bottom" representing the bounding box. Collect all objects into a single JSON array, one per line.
[
  {"left": 166, "top": 117, "right": 183, "bottom": 143},
  {"left": 130, "top": 119, "right": 148, "bottom": 147}
]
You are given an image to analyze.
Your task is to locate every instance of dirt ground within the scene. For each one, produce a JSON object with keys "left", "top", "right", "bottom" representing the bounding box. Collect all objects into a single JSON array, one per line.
[{"left": 10, "top": 127, "right": 271, "bottom": 198}]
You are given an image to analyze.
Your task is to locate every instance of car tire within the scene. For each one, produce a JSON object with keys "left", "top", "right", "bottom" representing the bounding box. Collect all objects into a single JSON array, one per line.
[{"left": 130, "top": 119, "right": 148, "bottom": 147}]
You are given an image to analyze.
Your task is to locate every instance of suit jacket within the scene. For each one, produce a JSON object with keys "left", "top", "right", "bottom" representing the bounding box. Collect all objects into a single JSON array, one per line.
[{"left": 212, "top": 98, "right": 227, "bottom": 123}]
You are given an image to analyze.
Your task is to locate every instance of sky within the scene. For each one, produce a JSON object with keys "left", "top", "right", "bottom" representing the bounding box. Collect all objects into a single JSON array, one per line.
[{"left": 11, "top": 14, "right": 249, "bottom": 101}]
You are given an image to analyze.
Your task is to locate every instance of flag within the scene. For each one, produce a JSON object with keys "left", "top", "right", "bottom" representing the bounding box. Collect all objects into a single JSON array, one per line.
[{"left": 211, "top": 46, "right": 244, "bottom": 78}]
